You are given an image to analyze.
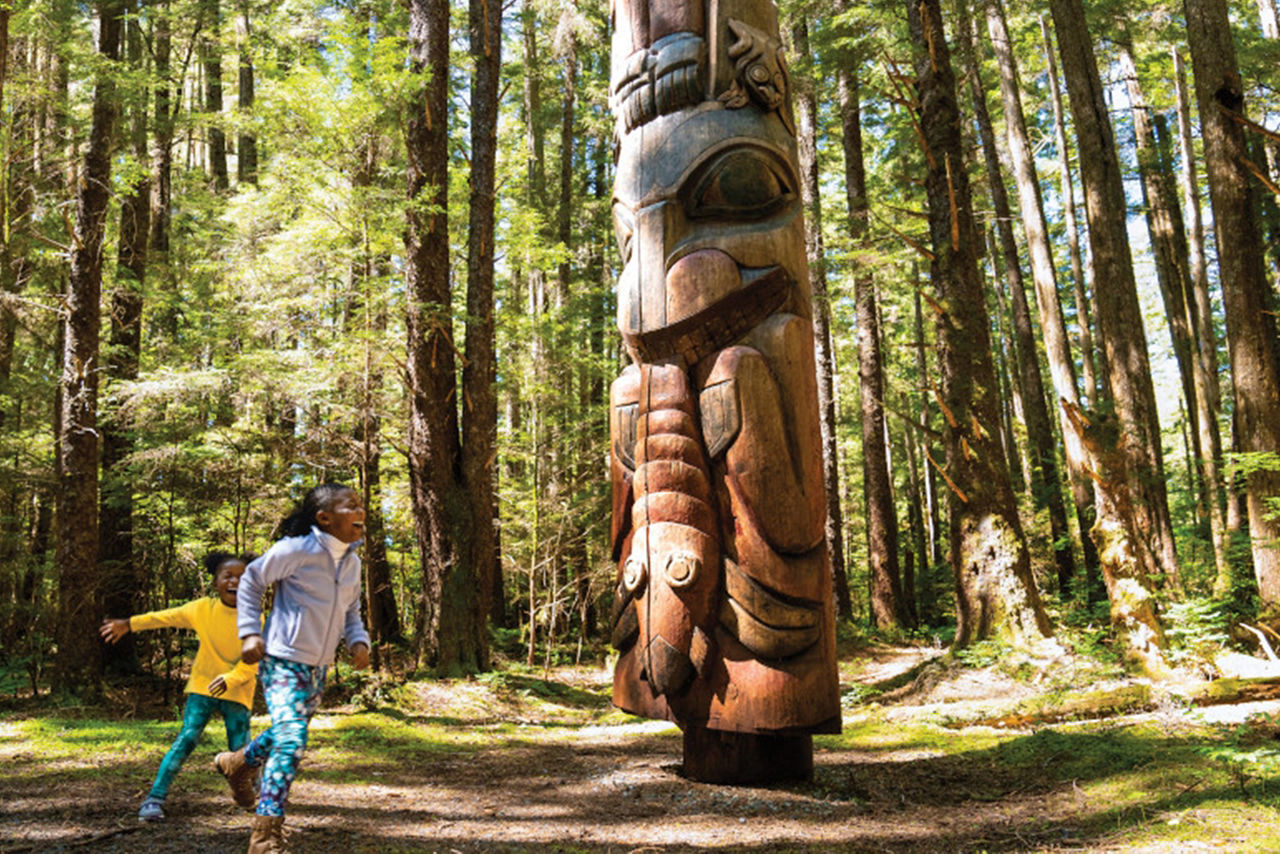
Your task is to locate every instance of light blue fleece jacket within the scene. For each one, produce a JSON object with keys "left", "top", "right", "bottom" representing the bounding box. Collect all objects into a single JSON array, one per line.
[{"left": 237, "top": 530, "right": 371, "bottom": 666}]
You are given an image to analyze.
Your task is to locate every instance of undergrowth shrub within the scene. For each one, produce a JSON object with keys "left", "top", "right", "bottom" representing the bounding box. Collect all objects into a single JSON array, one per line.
[{"left": 1165, "top": 598, "right": 1231, "bottom": 668}]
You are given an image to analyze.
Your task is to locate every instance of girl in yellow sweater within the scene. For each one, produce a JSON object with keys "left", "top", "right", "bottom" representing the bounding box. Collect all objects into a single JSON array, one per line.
[{"left": 99, "top": 552, "right": 259, "bottom": 822}]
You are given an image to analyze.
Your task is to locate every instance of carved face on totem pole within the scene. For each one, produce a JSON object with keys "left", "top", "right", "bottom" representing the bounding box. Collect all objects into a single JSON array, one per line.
[{"left": 607, "top": 0, "right": 840, "bottom": 781}]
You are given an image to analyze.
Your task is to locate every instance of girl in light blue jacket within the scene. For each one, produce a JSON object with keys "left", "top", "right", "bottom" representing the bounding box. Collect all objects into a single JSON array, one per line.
[{"left": 214, "top": 482, "right": 371, "bottom": 850}]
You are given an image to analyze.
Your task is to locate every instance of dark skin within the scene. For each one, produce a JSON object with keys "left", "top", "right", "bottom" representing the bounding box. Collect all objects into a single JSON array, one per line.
[
  {"left": 241, "top": 488, "right": 370, "bottom": 670},
  {"left": 100, "top": 559, "right": 248, "bottom": 697}
]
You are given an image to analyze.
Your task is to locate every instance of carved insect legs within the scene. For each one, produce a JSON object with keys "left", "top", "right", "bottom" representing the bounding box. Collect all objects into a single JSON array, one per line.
[
  {"left": 610, "top": 308, "right": 838, "bottom": 781},
  {"left": 612, "top": 361, "right": 720, "bottom": 698}
]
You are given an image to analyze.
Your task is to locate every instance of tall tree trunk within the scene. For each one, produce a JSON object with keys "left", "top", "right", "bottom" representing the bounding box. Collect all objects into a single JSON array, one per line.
[
  {"left": 405, "top": 0, "right": 488, "bottom": 674},
  {"left": 901, "top": 391, "right": 929, "bottom": 622},
  {"left": 0, "top": 36, "right": 33, "bottom": 410},
  {"left": 522, "top": 5, "right": 546, "bottom": 211},
  {"left": 151, "top": 0, "right": 173, "bottom": 280},
  {"left": 550, "top": 6, "right": 578, "bottom": 654},
  {"left": 858, "top": 272, "right": 905, "bottom": 630},
  {"left": 808, "top": 21, "right": 851, "bottom": 623},
  {"left": 1120, "top": 33, "right": 1233, "bottom": 591},
  {"left": 462, "top": 0, "right": 501, "bottom": 650},
  {"left": 99, "top": 12, "right": 150, "bottom": 675},
  {"left": 1185, "top": 0, "right": 1280, "bottom": 622},
  {"left": 985, "top": 0, "right": 1102, "bottom": 594},
  {"left": 57, "top": 0, "right": 124, "bottom": 693},
  {"left": 913, "top": 278, "right": 943, "bottom": 572},
  {"left": 985, "top": 231, "right": 1028, "bottom": 496},
  {"left": 1115, "top": 30, "right": 1202, "bottom": 474},
  {"left": 202, "top": 0, "right": 227, "bottom": 190},
  {"left": 519, "top": 0, "right": 549, "bottom": 661},
  {"left": 236, "top": 0, "right": 256, "bottom": 185},
  {"left": 359, "top": 402, "right": 400, "bottom": 649},
  {"left": 1172, "top": 49, "right": 1230, "bottom": 592},
  {"left": 1253, "top": 0, "right": 1280, "bottom": 212},
  {"left": 1048, "top": 0, "right": 1180, "bottom": 593},
  {"left": 908, "top": 0, "right": 1051, "bottom": 648},
  {"left": 351, "top": 115, "right": 401, "bottom": 648},
  {"left": 964, "top": 0, "right": 1076, "bottom": 592},
  {"left": 1039, "top": 16, "right": 1096, "bottom": 406}
]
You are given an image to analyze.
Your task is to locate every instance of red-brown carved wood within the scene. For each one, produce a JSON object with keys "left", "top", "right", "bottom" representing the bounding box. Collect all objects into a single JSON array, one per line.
[{"left": 607, "top": 0, "right": 840, "bottom": 783}]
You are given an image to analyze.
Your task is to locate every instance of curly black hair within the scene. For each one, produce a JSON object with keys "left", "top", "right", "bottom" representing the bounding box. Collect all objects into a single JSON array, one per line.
[{"left": 203, "top": 551, "right": 257, "bottom": 576}]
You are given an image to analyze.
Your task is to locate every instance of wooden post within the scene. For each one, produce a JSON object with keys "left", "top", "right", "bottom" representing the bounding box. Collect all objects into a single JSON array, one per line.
[{"left": 606, "top": 0, "right": 839, "bottom": 783}]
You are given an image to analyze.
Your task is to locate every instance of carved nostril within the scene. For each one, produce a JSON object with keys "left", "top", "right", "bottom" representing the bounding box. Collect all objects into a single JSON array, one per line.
[
  {"left": 664, "top": 249, "right": 742, "bottom": 326},
  {"left": 623, "top": 556, "right": 648, "bottom": 592},
  {"left": 664, "top": 552, "right": 701, "bottom": 588}
]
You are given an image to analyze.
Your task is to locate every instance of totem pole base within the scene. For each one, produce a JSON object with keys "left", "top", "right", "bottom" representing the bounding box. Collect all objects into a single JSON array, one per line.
[{"left": 681, "top": 725, "right": 813, "bottom": 784}]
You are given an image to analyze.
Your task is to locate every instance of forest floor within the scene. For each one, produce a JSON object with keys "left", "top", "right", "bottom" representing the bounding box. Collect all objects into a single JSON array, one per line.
[{"left": 3, "top": 641, "right": 1280, "bottom": 853}]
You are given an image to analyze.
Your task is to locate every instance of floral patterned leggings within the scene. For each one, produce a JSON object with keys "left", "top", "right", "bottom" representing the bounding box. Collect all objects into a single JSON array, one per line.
[{"left": 243, "top": 655, "right": 327, "bottom": 816}]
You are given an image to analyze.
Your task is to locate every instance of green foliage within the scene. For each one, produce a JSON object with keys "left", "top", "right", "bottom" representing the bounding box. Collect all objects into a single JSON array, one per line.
[
  {"left": 953, "top": 639, "right": 1011, "bottom": 669},
  {"left": 1201, "top": 714, "right": 1280, "bottom": 798},
  {"left": 1166, "top": 598, "right": 1231, "bottom": 668},
  {"left": 1230, "top": 452, "right": 1280, "bottom": 523}
]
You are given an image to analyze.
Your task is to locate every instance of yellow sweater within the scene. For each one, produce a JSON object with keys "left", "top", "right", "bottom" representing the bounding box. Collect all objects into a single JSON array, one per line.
[{"left": 130, "top": 597, "right": 258, "bottom": 710}]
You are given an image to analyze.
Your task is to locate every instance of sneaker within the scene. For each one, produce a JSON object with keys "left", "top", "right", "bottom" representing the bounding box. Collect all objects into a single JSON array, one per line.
[{"left": 137, "top": 797, "right": 165, "bottom": 822}]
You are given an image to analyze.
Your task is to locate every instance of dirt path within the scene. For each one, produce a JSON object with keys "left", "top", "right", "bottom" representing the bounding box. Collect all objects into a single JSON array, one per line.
[
  {"left": 2, "top": 648, "right": 1276, "bottom": 853},
  {"left": 0, "top": 718, "right": 1084, "bottom": 853}
]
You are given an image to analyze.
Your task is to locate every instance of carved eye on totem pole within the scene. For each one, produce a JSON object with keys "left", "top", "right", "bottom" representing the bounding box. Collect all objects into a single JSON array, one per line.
[
  {"left": 607, "top": 0, "right": 840, "bottom": 784},
  {"left": 685, "top": 148, "right": 795, "bottom": 220}
]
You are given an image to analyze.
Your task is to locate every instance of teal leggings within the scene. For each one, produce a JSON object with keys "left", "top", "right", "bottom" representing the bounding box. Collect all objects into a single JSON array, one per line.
[{"left": 149, "top": 692, "right": 251, "bottom": 800}]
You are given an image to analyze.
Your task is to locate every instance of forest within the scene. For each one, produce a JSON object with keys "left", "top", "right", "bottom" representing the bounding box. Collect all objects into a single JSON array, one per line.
[
  {"left": 0, "top": 0, "right": 1278, "bottom": 733},
  {"left": 3, "top": 0, "right": 1280, "bottom": 847}
]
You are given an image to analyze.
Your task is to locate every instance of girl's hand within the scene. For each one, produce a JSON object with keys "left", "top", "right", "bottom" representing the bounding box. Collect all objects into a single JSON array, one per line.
[
  {"left": 208, "top": 675, "right": 228, "bottom": 697},
  {"left": 350, "top": 643, "right": 370, "bottom": 670},
  {"left": 241, "top": 634, "right": 266, "bottom": 665},
  {"left": 99, "top": 619, "right": 130, "bottom": 644}
]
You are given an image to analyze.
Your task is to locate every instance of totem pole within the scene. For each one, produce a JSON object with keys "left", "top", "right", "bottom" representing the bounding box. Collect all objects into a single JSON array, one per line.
[{"left": 607, "top": 0, "right": 840, "bottom": 783}]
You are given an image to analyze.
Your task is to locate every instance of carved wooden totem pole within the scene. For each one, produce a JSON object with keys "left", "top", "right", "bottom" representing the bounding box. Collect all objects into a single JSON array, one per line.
[{"left": 607, "top": 0, "right": 840, "bottom": 783}]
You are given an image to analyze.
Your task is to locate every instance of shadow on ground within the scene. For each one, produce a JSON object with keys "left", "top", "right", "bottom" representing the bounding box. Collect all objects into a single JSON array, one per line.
[{"left": 4, "top": 711, "right": 1272, "bottom": 853}]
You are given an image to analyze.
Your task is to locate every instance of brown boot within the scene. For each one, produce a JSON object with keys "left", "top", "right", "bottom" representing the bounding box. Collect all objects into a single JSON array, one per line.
[
  {"left": 214, "top": 747, "right": 258, "bottom": 809},
  {"left": 246, "top": 814, "right": 286, "bottom": 854}
]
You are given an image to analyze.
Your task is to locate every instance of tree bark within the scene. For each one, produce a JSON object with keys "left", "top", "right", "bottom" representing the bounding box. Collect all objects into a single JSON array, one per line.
[
  {"left": 151, "top": 0, "right": 173, "bottom": 279},
  {"left": 965, "top": 0, "right": 1076, "bottom": 592},
  {"left": 913, "top": 277, "right": 943, "bottom": 573},
  {"left": 901, "top": 391, "right": 929, "bottom": 622},
  {"left": 236, "top": 0, "right": 256, "bottom": 185},
  {"left": 350, "top": 107, "right": 401, "bottom": 649},
  {"left": 809, "top": 22, "right": 852, "bottom": 623},
  {"left": 908, "top": 0, "right": 1051, "bottom": 648},
  {"left": 463, "top": 0, "right": 501, "bottom": 648},
  {"left": 0, "top": 33, "right": 33, "bottom": 412},
  {"left": 405, "top": 0, "right": 488, "bottom": 674},
  {"left": 99, "top": 12, "right": 150, "bottom": 675},
  {"left": 984, "top": 228, "right": 1028, "bottom": 497},
  {"left": 1048, "top": 0, "right": 1180, "bottom": 592},
  {"left": 1171, "top": 50, "right": 1230, "bottom": 592},
  {"left": 201, "top": 0, "right": 227, "bottom": 190},
  {"left": 549, "top": 5, "right": 578, "bottom": 657},
  {"left": 1063, "top": 401, "right": 1169, "bottom": 674},
  {"left": 984, "top": 0, "right": 1102, "bottom": 594},
  {"left": 1039, "top": 16, "right": 1096, "bottom": 407},
  {"left": 57, "top": 0, "right": 124, "bottom": 693},
  {"left": 1184, "top": 0, "right": 1280, "bottom": 621},
  {"left": 1115, "top": 30, "right": 1203, "bottom": 479}
]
